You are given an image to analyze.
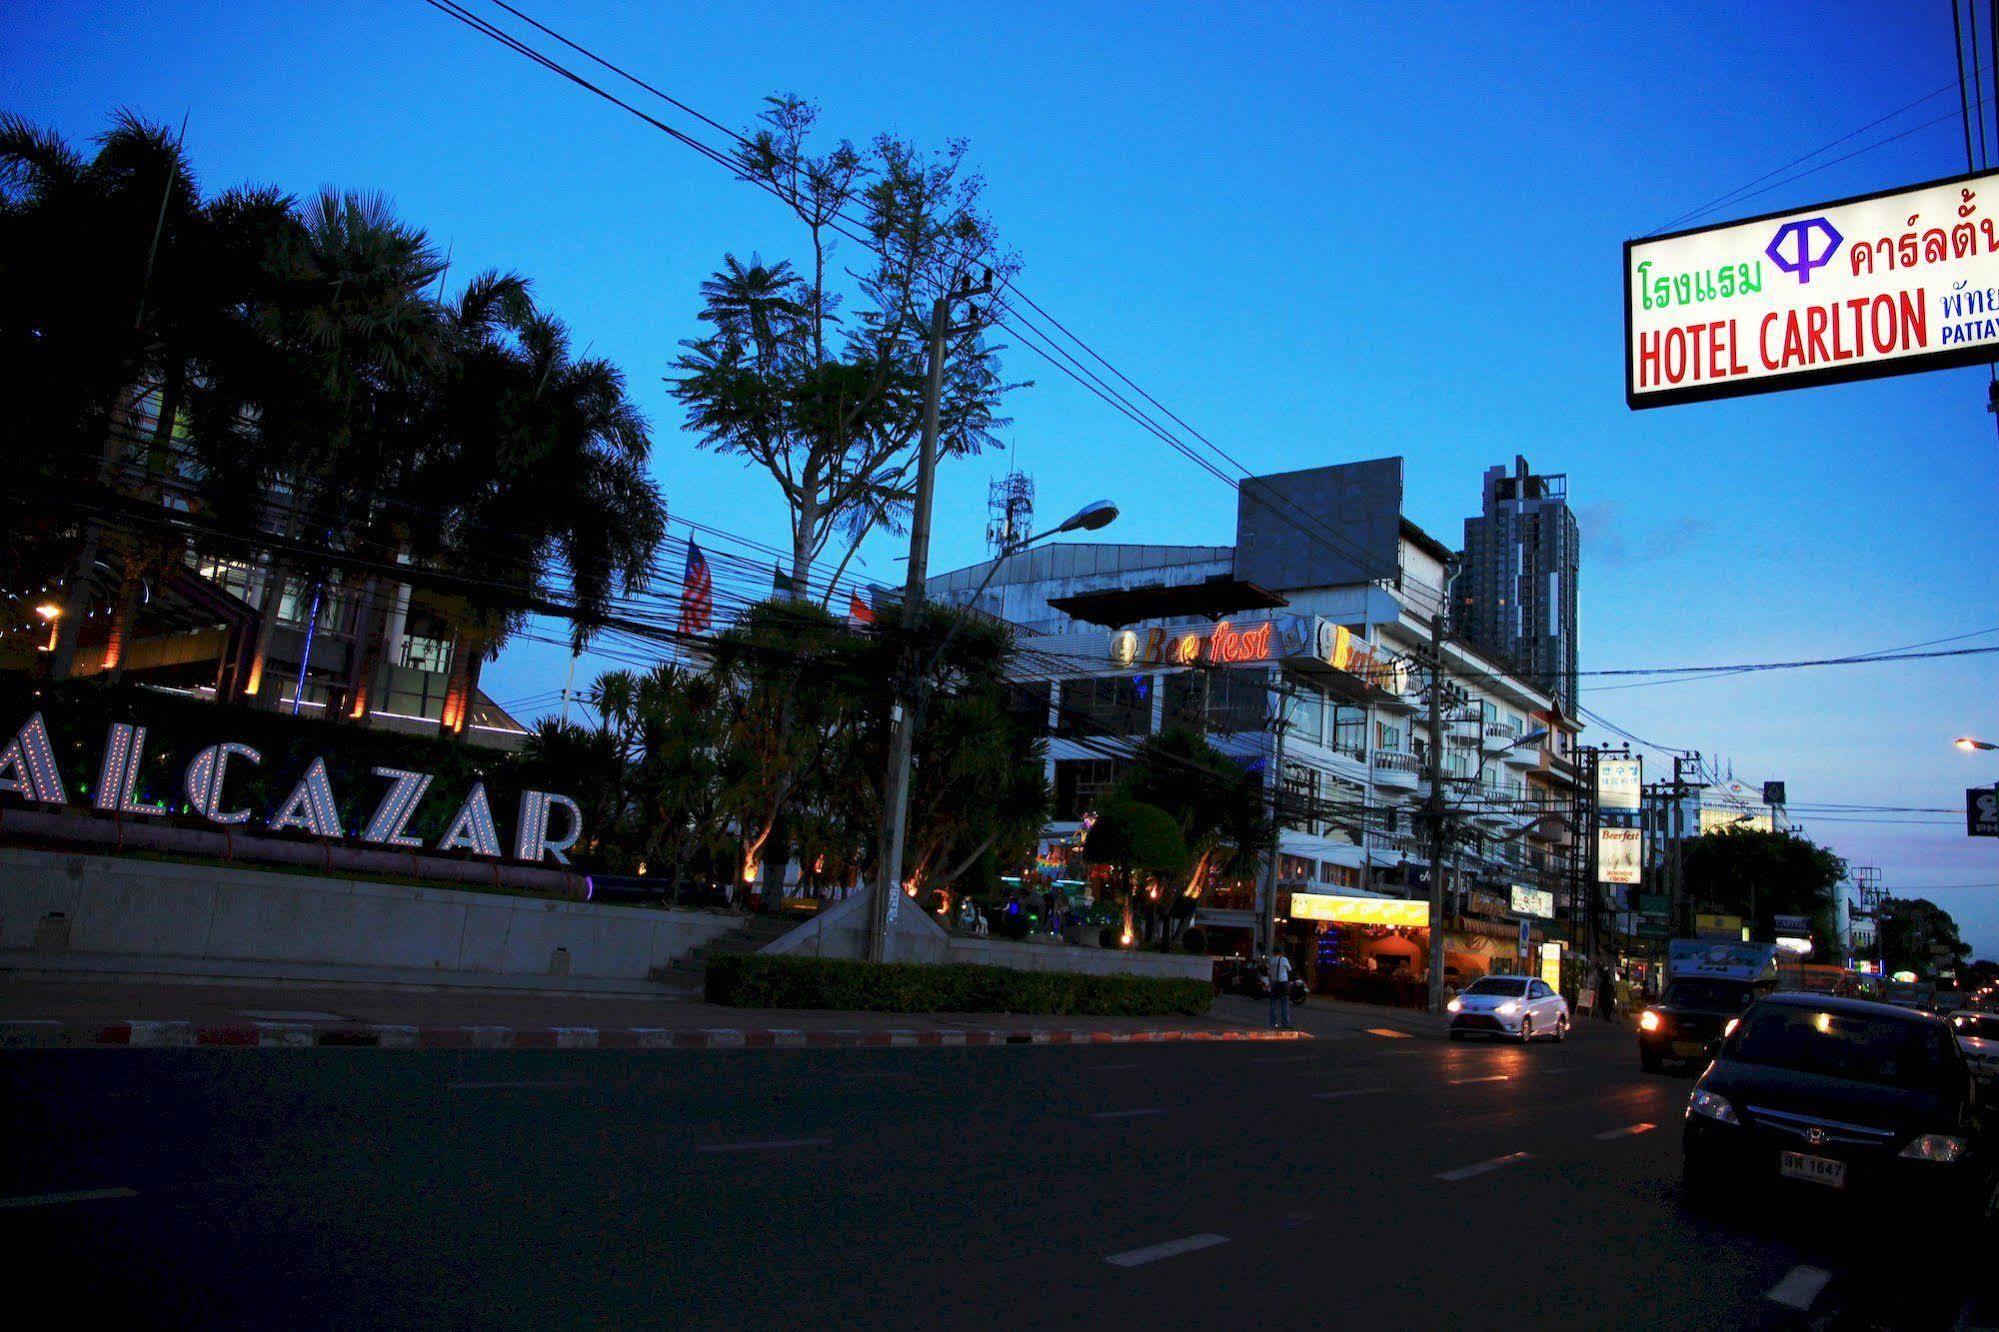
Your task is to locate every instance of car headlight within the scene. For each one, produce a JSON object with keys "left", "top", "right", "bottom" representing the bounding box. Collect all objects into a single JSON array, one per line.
[
  {"left": 1898, "top": 1134, "right": 1968, "bottom": 1163},
  {"left": 1687, "top": 1090, "right": 1739, "bottom": 1125},
  {"left": 1639, "top": 1010, "right": 1662, "bottom": 1032},
  {"left": 1495, "top": 1001, "right": 1519, "bottom": 1016},
  {"left": 1723, "top": 1017, "right": 1740, "bottom": 1038},
  {"left": 1446, "top": 998, "right": 1461, "bottom": 1013}
]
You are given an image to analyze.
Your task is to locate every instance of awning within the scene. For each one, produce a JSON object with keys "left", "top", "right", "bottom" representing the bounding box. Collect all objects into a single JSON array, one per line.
[{"left": 1049, "top": 575, "right": 1289, "bottom": 628}]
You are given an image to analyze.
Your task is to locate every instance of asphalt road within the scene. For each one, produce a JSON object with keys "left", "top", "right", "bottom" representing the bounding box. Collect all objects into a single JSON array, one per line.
[{"left": 1, "top": 1017, "right": 1988, "bottom": 1330}]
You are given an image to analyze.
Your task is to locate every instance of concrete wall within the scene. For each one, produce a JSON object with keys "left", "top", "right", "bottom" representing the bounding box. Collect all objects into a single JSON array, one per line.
[
  {"left": 0, "top": 849, "right": 739, "bottom": 980},
  {"left": 762, "top": 889, "right": 1213, "bottom": 982}
]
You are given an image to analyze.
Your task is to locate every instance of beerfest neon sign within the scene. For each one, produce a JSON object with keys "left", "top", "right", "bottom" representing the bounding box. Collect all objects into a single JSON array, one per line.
[
  {"left": 0, "top": 713, "right": 582, "bottom": 864},
  {"left": 1110, "top": 620, "right": 1275, "bottom": 668}
]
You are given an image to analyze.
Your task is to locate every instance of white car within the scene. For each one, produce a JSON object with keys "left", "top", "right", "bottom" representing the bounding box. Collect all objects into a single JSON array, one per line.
[
  {"left": 1949, "top": 1011, "right": 1999, "bottom": 1080},
  {"left": 1447, "top": 975, "right": 1570, "bottom": 1042}
]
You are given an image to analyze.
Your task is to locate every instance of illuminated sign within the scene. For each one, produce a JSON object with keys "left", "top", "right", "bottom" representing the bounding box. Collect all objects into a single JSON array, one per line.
[
  {"left": 0, "top": 712, "right": 581, "bottom": 864},
  {"left": 1539, "top": 941, "right": 1562, "bottom": 988},
  {"left": 1108, "top": 630, "right": 1138, "bottom": 668},
  {"left": 1597, "top": 826, "right": 1642, "bottom": 885},
  {"left": 1597, "top": 757, "right": 1641, "bottom": 812},
  {"left": 1114, "top": 619, "right": 1278, "bottom": 669},
  {"left": 1511, "top": 885, "right": 1555, "bottom": 918},
  {"left": 1694, "top": 912, "right": 1743, "bottom": 937},
  {"left": 1288, "top": 893, "right": 1428, "bottom": 927},
  {"left": 1627, "top": 169, "right": 1999, "bottom": 407}
]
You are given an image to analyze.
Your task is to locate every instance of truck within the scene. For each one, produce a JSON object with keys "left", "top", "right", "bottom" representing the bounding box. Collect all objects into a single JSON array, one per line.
[{"left": 1636, "top": 940, "right": 1778, "bottom": 1073}]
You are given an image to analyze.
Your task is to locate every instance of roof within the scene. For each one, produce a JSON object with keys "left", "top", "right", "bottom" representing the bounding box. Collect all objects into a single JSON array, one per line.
[
  {"left": 1758, "top": 992, "right": 1945, "bottom": 1025},
  {"left": 1046, "top": 575, "right": 1289, "bottom": 628},
  {"left": 1399, "top": 517, "right": 1455, "bottom": 564}
]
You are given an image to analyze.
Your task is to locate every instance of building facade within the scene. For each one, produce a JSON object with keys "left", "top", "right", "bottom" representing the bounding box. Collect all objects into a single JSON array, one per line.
[
  {"left": 929, "top": 458, "right": 1583, "bottom": 992},
  {"left": 1456, "top": 456, "right": 1580, "bottom": 715}
]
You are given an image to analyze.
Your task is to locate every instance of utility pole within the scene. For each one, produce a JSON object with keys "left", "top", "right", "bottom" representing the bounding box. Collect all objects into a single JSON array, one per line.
[
  {"left": 1258, "top": 706, "right": 1291, "bottom": 956},
  {"left": 1423, "top": 602, "right": 1451, "bottom": 1014},
  {"left": 868, "top": 274, "right": 989, "bottom": 964}
]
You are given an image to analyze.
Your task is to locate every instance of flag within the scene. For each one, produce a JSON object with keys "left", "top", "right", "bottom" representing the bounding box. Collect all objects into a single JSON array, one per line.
[
  {"left": 772, "top": 563, "right": 793, "bottom": 596},
  {"left": 846, "top": 593, "right": 876, "bottom": 629},
  {"left": 679, "top": 542, "right": 712, "bottom": 635}
]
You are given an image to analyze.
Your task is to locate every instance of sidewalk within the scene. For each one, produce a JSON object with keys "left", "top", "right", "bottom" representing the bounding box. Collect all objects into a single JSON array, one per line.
[{"left": 0, "top": 976, "right": 1310, "bottom": 1051}]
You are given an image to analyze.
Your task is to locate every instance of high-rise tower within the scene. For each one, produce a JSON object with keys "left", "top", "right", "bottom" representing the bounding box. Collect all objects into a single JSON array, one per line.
[{"left": 1457, "top": 457, "right": 1579, "bottom": 713}]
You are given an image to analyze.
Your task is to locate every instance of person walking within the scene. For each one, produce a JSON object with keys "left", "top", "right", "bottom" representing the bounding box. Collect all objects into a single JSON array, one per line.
[
  {"left": 1268, "top": 948, "right": 1295, "bottom": 1029},
  {"left": 1595, "top": 965, "right": 1616, "bottom": 1023}
]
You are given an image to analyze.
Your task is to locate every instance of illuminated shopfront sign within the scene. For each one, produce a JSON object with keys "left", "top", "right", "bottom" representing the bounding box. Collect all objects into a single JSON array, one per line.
[
  {"left": 1106, "top": 614, "right": 1405, "bottom": 694},
  {"left": 1288, "top": 893, "right": 1429, "bottom": 927},
  {"left": 0, "top": 713, "right": 582, "bottom": 864},
  {"left": 1511, "top": 885, "right": 1555, "bottom": 918}
]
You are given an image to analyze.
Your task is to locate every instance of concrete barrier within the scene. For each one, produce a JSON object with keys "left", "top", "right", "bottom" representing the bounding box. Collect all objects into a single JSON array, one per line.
[{"left": 0, "top": 848, "right": 740, "bottom": 982}]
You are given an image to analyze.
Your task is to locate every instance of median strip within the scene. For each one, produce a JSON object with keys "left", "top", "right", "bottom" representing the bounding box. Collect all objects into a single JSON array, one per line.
[{"left": 1446, "top": 1074, "right": 1510, "bottom": 1086}]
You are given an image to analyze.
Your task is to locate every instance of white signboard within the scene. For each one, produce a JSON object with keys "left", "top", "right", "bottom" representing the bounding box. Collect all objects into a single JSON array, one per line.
[
  {"left": 1597, "top": 826, "right": 1642, "bottom": 885},
  {"left": 1626, "top": 170, "right": 1999, "bottom": 407},
  {"left": 1597, "top": 757, "right": 1642, "bottom": 813},
  {"left": 1511, "top": 884, "right": 1555, "bottom": 919}
]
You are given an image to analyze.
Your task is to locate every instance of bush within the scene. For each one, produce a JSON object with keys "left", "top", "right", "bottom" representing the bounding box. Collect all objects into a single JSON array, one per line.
[
  {"left": 1180, "top": 926, "right": 1207, "bottom": 955},
  {"left": 705, "top": 954, "right": 1213, "bottom": 1017}
]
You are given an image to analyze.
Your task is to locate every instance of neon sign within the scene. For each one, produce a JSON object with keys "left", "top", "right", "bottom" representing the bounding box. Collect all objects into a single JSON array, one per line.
[
  {"left": 1112, "top": 620, "right": 1279, "bottom": 668},
  {"left": 0, "top": 713, "right": 582, "bottom": 864}
]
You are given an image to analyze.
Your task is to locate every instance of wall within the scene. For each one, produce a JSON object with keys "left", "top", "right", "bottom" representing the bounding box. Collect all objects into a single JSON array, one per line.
[
  {"left": 762, "top": 889, "right": 1213, "bottom": 981},
  {"left": 0, "top": 848, "right": 739, "bottom": 981}
]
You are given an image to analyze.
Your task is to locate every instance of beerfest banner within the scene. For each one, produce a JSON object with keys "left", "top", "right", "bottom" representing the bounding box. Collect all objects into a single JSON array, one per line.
[{"left": 1626, "top": 169, "right": 1999, "bottom": 408}]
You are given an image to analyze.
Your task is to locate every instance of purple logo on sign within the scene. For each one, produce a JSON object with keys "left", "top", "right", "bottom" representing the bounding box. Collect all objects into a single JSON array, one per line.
[{"left": 1765, "top": 217, "right": 1843, "bottom": 284}]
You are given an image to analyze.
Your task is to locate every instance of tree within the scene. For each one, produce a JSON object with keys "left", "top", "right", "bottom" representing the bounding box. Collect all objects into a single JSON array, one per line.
[
  {"left": 1114, "top": 726, "right": 1273, "bottom": 945},
  {"left": 1680, "top": 827, "right": 1847, "bottom": 945},
  {"left": 668, "top": 94, "right": 1021, "bottom": 600},
  {"left": 1083, "top": 796, "right": 1191, "bottom": 946},
  {"left": 1875, "top": 897, "right": 1972, "bottom": 980}
]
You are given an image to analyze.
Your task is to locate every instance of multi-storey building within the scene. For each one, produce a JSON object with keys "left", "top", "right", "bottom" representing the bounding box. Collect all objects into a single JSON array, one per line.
[
  {"left": 928, "top": 457, "right": 1582, "bottom": 992},
  {"left": 1456, "top": 456, "right": 1580, "bottom": 715}
]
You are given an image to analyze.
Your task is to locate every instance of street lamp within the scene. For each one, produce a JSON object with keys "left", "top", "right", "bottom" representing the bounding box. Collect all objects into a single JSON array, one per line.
[
  {"left": 1955, "top": 737, "right": 1998, "bottom": 752},
  {"left": 34, "top": 601, "right": 60, "bottom": 652}
]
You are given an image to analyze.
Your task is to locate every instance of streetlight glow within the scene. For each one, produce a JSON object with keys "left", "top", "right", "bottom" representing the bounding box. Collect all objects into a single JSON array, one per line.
[{"left": 1956, "top": 736, "right": 1998, "bottom": 752}]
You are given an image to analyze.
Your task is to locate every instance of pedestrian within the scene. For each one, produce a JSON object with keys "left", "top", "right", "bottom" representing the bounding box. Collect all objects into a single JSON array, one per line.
[
  {"left": 1596, "top": 965, "right": 1615, "bottom": 1023},
  {"left": 1268, "top": 949, "right": 1295, "bottom": 1029}
]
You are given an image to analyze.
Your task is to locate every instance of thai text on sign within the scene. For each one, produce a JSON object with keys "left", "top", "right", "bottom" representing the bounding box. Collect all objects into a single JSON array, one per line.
[{"left": 1625, "top": 170, "right": 1999, "bottom": 407}]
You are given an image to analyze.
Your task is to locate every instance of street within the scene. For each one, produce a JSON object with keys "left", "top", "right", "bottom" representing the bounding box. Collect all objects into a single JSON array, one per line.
[{"left": 3, "top": 1006, "right": 1985, "bottom": 1330}]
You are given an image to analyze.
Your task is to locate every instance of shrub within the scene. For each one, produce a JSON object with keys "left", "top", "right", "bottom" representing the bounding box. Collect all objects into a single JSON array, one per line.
[
  {"left": 705, "top": 954, "right": 1213, "bottom": 1017},
  {"left": 1180, "top": 926, "right": 1207, "bottom": 955}
]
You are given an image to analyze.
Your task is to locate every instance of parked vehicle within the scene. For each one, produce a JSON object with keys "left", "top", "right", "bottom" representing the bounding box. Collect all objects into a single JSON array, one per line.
[
  {"left": 1683, "top": 993, "right": 1996, "bottom": 1217},
  {"left": 1447, "top": 975, "right": 1569, "bottom": 1042},
  {"left": 1951, "top": 1011, "right": 1999, "bottom": 1082}
]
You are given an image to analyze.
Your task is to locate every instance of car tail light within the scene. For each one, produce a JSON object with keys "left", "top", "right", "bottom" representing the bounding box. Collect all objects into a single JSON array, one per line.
[{"left": 1898, "top": 1134, "right": 1967, "bottom": 1163}]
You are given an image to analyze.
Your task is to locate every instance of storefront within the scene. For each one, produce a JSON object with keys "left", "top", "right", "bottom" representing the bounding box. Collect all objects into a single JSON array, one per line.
[{"left": 1281, "top": 890, "right": 1549, "bottom": 1007}]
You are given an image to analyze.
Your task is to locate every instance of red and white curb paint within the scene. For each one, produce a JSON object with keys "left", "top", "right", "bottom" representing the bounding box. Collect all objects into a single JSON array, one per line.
[{"left": 0, "top": 1019, "right": 1311, "bottom": 1051}]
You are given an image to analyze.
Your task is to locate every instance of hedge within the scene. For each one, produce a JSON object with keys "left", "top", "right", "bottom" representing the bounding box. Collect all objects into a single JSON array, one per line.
[{"left": 704, "top": 953, "right": 1214, "bottom": 1017}]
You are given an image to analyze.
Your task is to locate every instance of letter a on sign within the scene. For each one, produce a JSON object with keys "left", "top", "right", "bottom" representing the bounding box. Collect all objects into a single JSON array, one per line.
[
  {"left": 268, "top": 757, "right": 343, "bottom": 837},
  {"left": 0, "top": 713, "right": 65, "bottom": 803},
  {"left": 436, "top": 782, "right": 502, "bottom": 857}
]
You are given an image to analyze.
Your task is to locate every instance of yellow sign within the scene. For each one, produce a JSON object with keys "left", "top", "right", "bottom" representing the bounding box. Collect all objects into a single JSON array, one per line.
[
  {"left": 1539, "top": 942, "right": 1563, "bottom": 989},
  {"left": 1288, "top": 894, "right": 1428, "bottom": 927},
  {"left": 1695, "top": 912, "right": 1743, "bottom": 937}
]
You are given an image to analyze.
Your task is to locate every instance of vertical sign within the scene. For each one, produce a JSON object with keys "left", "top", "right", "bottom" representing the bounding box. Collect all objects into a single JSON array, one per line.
[
  {"left": 1970, "top": 787, "right": 1999, "bottom": 838},
  {"left": 1597, "top": 757, "right": 1642, "bottom": 812},
  {"left": 1597, "top": 827, "right": 1643, "bottom": 885}
]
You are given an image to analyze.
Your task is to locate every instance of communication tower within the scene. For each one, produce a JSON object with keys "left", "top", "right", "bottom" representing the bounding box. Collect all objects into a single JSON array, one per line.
[{"left": 986, "top": 470, "right": 1035, "bottom": 556}]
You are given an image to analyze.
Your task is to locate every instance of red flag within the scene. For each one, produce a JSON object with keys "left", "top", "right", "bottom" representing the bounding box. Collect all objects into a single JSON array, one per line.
[
  {"left": 846, "top": 593, "right": 876, "bottom": 629},
  {"left": 679, "top": 542, "right": 712, "bottom": 635}
]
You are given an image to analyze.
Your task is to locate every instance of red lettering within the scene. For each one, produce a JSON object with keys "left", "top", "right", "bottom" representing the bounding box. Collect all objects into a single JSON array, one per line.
[
  {"left": 1760, "top": 313, "right": 1781, "bottom": 370},
  {"left": 1782, "top": 312, "right": 1806, "bottom": 368},
  {"left": 1901, "top": 287, "right": 1927, "bottom": 348},
  {"left": 1663, "top": 326, "right": 1687, "bottom": 384},
  {"left": 1143, "top": 626, "right": 1166, "bottom": 664},
  {"left": 1639, "top": 330, "right": 1661, "bottom": 387},
  {"left": 1845, "top": 298, "right": 1871, "bottom": 360},
  {"left": 1728, "top": 319, "right": 1747, "bottom": 376},
  {"left": 1707, "top": 320, "right": 1728, "bottom": 379},
  {"left": 1870, "top": 294, "right": 1896, "bottom": 353},
  {"left": 1805, "top": 306, "right": 1830, "bottom": 363}
]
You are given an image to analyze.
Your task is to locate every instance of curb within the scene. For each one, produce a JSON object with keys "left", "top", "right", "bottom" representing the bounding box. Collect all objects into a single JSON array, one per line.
[{"left": 0, "top": 1019, "right": 1312, "bottom": 1051}]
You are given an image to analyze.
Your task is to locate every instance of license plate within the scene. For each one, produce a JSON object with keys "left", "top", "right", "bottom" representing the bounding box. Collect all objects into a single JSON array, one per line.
[
  {"left": 1671, "top": 1041, "right": 1703, "bottom": 1057},
  {"left": 1779, "top": 1151, "right": 1847, "bottom": 1189}
]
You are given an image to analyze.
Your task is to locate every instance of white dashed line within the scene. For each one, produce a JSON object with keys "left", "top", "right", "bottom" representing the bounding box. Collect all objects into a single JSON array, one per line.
[
  {"left": 1435, "top": 1151, "right": 1534, "bottom": 1182},
  {"left": 1593, "top": 1122, "right": 1657, "bottom": 1140},
  {"left": 695, "top": 1137, "right": 830, "bottom": 1154},
  {"left": 1104, "top": 1233, "right": 1231, "bottom": 1268},
  {"left": 1765, "top": 1265, "right": 1833, "bottom": 1311},
  {"left": 1313, "top": 1087, "right": 1389, "bottom": 1100},
  {"left": 1091, "top": 1108, "right": 1164, "bottom": 1121},
  {"left": 0, "top": 1187, "right": 139, "bottom": 1209},
  {"left": 1446, "top": 1074, "right": 1510, "bottom": 1086}
]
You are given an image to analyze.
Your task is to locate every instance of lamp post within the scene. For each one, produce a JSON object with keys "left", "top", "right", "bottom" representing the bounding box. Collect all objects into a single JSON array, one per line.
[
  {"left": 866, "top": 497, "right": 1118, "bottom": 963},
  {"left": 1955, "top": 737, "right": 1998, "bottom": 752}
]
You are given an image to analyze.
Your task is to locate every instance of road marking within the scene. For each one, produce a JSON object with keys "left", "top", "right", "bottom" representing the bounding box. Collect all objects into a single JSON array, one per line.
[
  {"left": 1435, "top": 1151, "right": 1534, "bottom": 1182},
  {"left": 1104, "top": 1233, "right": 1230, "bottom": 1268},
  {"left": 1091, "top": 1108, "right": 1164, "bottom": 1120},
  {"left": 446, "top": 1081, "right": 570, "bottom": 1091},
  {"left": 1313, "top": 1086, "right": 1389, "bottom": 1100},
  {"left": 1365, "top": 1028, "right": 1412, "bottom": 1039},
  {"left": 1594, "top": 1121, "right": 1657, "bottom": 1140},
  {"left": 1446, "top": 1074, "right": 1510, "bottom": 1086},
  {"left": 0, "top": 1187, "right": 139, "bottom": 1209},
  {"left": 1765, "top": 1265, "right": 1833, "bottom": 1311},
  {"left": 696, "top": 1137, "right": 831, "bottom": 1154},
  {"left": 238, "top": 1009, "right": 346, "bottom": 1022}
]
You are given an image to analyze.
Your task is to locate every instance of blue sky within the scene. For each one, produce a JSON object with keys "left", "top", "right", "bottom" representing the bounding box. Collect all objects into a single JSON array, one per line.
[{"left": 8, "top": 2, "right": 1996, "bottom": 949}]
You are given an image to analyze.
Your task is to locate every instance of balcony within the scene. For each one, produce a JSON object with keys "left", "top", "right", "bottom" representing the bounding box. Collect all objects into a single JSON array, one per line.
[
  {"left": 1481, "top": 722, "right": 1518, "bottom": 754},
  {"left": 1371, "top": 750, "right": 1421, "bottom": 791}
]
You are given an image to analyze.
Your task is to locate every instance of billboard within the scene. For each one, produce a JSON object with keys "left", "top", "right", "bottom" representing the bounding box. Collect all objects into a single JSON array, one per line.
[
  {"left": 1511, "top": 884, "right": 1555, "bottom": 919},
  {"left": 1626, "top": 169, "right": 1999, "bottom": 408},
  {"left": 1235, "top": 458, "right": 1403, "bottom": 590},
  {"left": 1288, "top": 893, "right": 1428, "bottom": 928},
  {"left": 1667, "top": 939, "right": 1778, "bottom": 983},
  {"left": 1597, "top": 757, "right": 1642, "bottom": 812},
  {"left": 1597, "top": 827, "right": 1642, "bottom": 885},
  {"left": 1970, "top": 786, "right": 1999, "bottom": 838}
]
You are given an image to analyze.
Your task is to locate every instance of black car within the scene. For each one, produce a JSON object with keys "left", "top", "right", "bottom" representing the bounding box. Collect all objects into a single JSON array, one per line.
[
  {"left": 1638, "top": 977, "right": 1764, "bottom": 1072},
  {"left": 1684, "top": 993, "right": 1997, "bottom": 1217}
]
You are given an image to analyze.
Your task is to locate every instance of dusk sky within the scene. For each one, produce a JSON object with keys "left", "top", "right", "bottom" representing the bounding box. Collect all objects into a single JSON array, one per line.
[{"left": 8, "top": 3, "right": 1995, "bottom": 947}]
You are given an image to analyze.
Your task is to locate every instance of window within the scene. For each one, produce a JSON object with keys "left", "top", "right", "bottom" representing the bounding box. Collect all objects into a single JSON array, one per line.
[
  {"left": 1466, "top": 977, "right": 1528, "bottom": 997},
  {"left": 1284, "top": 690, "right": 1322, "bottom": 745},
  {"left": 400, "top": 634, "right": 452, "bottom": 674},
  {"left": 188, "top": 553, "right": 259, "bottom": 605},
  {"left": 1163, "top": 669, "right": 1265, "bottom": 736},
  {"left": 1376, "top": 721, "right": 1401, "bottom": 752},
  {"left": 1057, "top": 676, "right": 1150, "bottom": 737},
  {"left": 1053, "top": 759, "right": 1122, "bottom": 821},
  {"left": 1331, "top": 706, "right": 1367, "bottom": 758},
  {"left": 1006, "top": 680, "right": 1053, "bottom": 730}
]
